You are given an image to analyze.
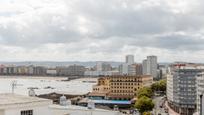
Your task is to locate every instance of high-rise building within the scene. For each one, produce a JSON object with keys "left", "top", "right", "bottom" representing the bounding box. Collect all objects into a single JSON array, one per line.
[
  {"left": 142, "top": 59, "right": 148, "bottom": 75},
  {"left": 135, "top": 64, "right": 143, "bottom": 75},
  {"left": 96, "top": 62, "right": 103, "bottom": 71},
  {"left": 118, "top": 64, "right": 128, "bottom": 75},
  {"left": 142, "top": 56, "right": 158, "bottom": 79},
  {"left": 147, "top": 56, "right": 158, "bottom": 79},
  {"left": 95, "top": 62, "right": 112, "bottom": 71},
  {"left": 158, "top": 64, "right": 168, "bottom": 79},
  {"left": 125, "top": 55, "right": 134, "bottom": 65},
  {"left": 101, "top": 63, "right": 112, "bottom": 71},
  {"left": 167, "top": 63, "right": 203, "bottom": 115},
  {"left": 119, "top": 55, "right": 136, "bottom": 75},
  {"left": 128, "top": 64, "right": 137, "bottom": 75},
  {"left": 128, "top": 64, "right": 143, "bottom": 75}
]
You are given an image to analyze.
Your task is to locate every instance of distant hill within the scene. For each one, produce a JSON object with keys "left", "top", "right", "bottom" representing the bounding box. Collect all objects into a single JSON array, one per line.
[
  {"left": 0, "top": 61, "right": 171, "bottom": 68},
  {"left": 0, "top": 61, "right": 124, "bottom": 67}
]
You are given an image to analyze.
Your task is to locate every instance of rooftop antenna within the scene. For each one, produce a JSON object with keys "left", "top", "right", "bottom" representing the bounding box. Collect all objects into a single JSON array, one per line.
[{"left": 11, "top": 80, "right": 17, "bottom": 94}]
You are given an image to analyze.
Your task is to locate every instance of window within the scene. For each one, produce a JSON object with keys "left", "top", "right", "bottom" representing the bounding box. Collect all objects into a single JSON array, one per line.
[{"left": 21, "top": 110, "right": 33, "bottom": 115}]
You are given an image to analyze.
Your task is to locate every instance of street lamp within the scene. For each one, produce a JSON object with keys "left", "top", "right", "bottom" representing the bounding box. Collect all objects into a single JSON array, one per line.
[{"left": 200, "top": 94, "right": 203, "bottom": 115}]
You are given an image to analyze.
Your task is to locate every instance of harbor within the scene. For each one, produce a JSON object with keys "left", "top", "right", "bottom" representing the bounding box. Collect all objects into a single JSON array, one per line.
[{"left": 0, "top": 76, "right": 97, "bottom": 96}]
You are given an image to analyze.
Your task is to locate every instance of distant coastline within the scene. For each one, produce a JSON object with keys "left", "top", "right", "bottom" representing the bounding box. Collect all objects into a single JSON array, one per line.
[{"left": 0, "top": 76, "right": 68, "bottom": 80}]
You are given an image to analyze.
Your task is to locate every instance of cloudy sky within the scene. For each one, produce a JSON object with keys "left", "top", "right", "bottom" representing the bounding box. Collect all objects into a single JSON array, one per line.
[{"left": 0, "top": 0, "right": 204, "bottom": 62}]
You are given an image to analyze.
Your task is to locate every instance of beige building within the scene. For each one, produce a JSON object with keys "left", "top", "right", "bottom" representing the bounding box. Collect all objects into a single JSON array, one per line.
[
  {"left": 91, "top": 77, "right": 111, "bottom": 99},
  {"left": 90, "top": 75, "right": 153, "bottom": 100}
]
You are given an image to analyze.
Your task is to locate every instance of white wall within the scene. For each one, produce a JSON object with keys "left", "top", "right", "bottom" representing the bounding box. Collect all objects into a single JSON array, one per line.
[{"left": 4, "top": 105, "right": 51, "bottom": 115}]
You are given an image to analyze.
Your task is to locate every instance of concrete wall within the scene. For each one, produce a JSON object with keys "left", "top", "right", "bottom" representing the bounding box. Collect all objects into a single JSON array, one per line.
[
  {"left": 0, "top": 110, "right": 4, "bottom": 115},
  {"left": 4, "top": 105, "right": 51, "bottom": 115}
]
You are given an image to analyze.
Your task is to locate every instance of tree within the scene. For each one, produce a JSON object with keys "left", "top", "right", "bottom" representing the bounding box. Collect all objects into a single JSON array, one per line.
[
  {"left": 135, "top": 96, "right": 154, "bottom": 113},
  {"left": 137, "top": 87, "right": 153, "bottom": 98},
  {"left": 159, "top": 79, "right": 166, "bottom": 92},
  {"left": 143, "top": 112, "right": 151, "bottom": 115},
  {"left": 151, "top": 79, "right": 166, "bottom": 93},
  {"left": 151, "top": 82, "right": 159, "bottom": 91}
]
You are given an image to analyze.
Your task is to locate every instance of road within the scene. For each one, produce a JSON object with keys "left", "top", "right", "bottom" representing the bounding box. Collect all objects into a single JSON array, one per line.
[
  {"left": 153, "top": 96, "right": 168, "bottom": 115},
  {"left": 164, "top": 101, "right": 179, "bottom": 115}
]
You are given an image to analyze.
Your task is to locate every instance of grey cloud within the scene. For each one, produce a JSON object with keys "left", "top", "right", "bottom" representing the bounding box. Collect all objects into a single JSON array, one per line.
[
  {"left": 71, "top": 0, "right": 204, "bottom": 37},
  {"left": 126, "top": 33, "right": 204, "bottom": 50},
  {"left": 0, "top": 0, "right": 204, "bottom": 52}
]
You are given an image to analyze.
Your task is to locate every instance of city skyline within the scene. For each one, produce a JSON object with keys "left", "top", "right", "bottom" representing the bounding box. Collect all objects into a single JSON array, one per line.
[
  {"left": 2, "top": 1, "right": 204, "bottom": 114},
  {"left": 0, "top": 0, "right": 204, "bottom": 62}
]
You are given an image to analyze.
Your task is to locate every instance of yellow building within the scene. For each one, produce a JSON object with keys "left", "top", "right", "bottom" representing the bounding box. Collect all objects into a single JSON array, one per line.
[
  {"left": 89, "top": 75, "right": 153, "bottom": 100},
  {"left": 91, "top": 77, "right": 111, "bottom": 98}
]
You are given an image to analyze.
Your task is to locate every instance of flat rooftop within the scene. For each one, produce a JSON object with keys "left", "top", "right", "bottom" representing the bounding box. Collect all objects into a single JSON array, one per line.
[
  {"left": 50, "top": 104, "right": 121, "bottom": 115},
  {"left": 0, "top": 93, "right": 52, "bottom": 109},
  {"left": 93, "top": 100, "right": 131, "bottom": 105},
  {"left": 79, "top": 98, "right": 131, "bottom": 105}
]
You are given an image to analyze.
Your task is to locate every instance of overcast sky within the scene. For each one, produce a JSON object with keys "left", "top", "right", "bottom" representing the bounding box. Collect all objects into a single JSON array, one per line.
[{"left": 0, "top": 0, "right": 204, "bottom": 62}]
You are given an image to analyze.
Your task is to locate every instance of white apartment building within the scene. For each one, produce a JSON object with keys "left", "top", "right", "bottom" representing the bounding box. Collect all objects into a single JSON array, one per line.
[
  {"left": 95, "top": 62, "right": 112, "bottom": 71},
  {"left": 147, "top": 56, "right": 158, "bottom": 79},
  {"left": 125, "top": 55, "right": 134, "bottom": 65},
  {"left": 118, "top": 63, "right": 128, "bottom": 75},
  {"left": 142, "top": 56, "right": 158, "bottom": 79},
  {"left": 167, "top": 64, "right": 203, "bottom": 115},
  {"left": 196, "top": 71, "right": 204, "bottom": 115},
  {"left": 128, "top": 64, "right": 137, "bottom": 75},
  {"left": 166, "top": 68, "right": 173, "bottom": 104}
]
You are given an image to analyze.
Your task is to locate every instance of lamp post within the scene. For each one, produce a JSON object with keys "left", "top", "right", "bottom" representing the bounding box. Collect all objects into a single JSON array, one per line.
[{"left": 200, "top": 94, "right": 203, "bottom": 115}]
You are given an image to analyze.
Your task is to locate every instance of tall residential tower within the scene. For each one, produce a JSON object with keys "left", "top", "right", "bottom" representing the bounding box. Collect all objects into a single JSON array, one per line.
[
  {"left": 147, "top": 56, "right": 158, "bottom": 79},
  {"left": 142, "top": 56, "right": 158, "bottom": 79},
  {"left": 125, "top": 55, "right": 134, "bottom": 65}
]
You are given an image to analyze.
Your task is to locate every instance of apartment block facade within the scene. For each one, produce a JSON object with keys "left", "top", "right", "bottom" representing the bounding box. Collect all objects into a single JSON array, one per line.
[
  {"left": 167, "top": 64, "right": 203, "bottom": 115},
  {"left": 90, "top": 75, "right": 153, "bottom": 100}
]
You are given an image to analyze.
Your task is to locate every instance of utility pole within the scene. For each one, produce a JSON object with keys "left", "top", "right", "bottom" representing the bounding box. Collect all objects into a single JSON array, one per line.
[{"left": 11, "top": 80, "right": 17, "bottom": 94}]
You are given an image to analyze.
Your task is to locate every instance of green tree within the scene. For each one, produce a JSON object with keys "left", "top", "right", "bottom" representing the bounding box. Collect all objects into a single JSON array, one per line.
[
  {"left": 151, "top": 82, "right": 160, "bottom": 91},
  {"left": 135, "top": 96, "right": 154, "bottom": 113},
  {"left": 159, "top": 79, "right": 166, "bottom": 92},
  {"left": 143, "top": 112, "right": 151, "bottom": 115},
  {"left": 151, "top": 79, "right": 166, "bottom": 92},
  {"left": 137, "top": 87, "right": 153, "bottom": 98}
]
